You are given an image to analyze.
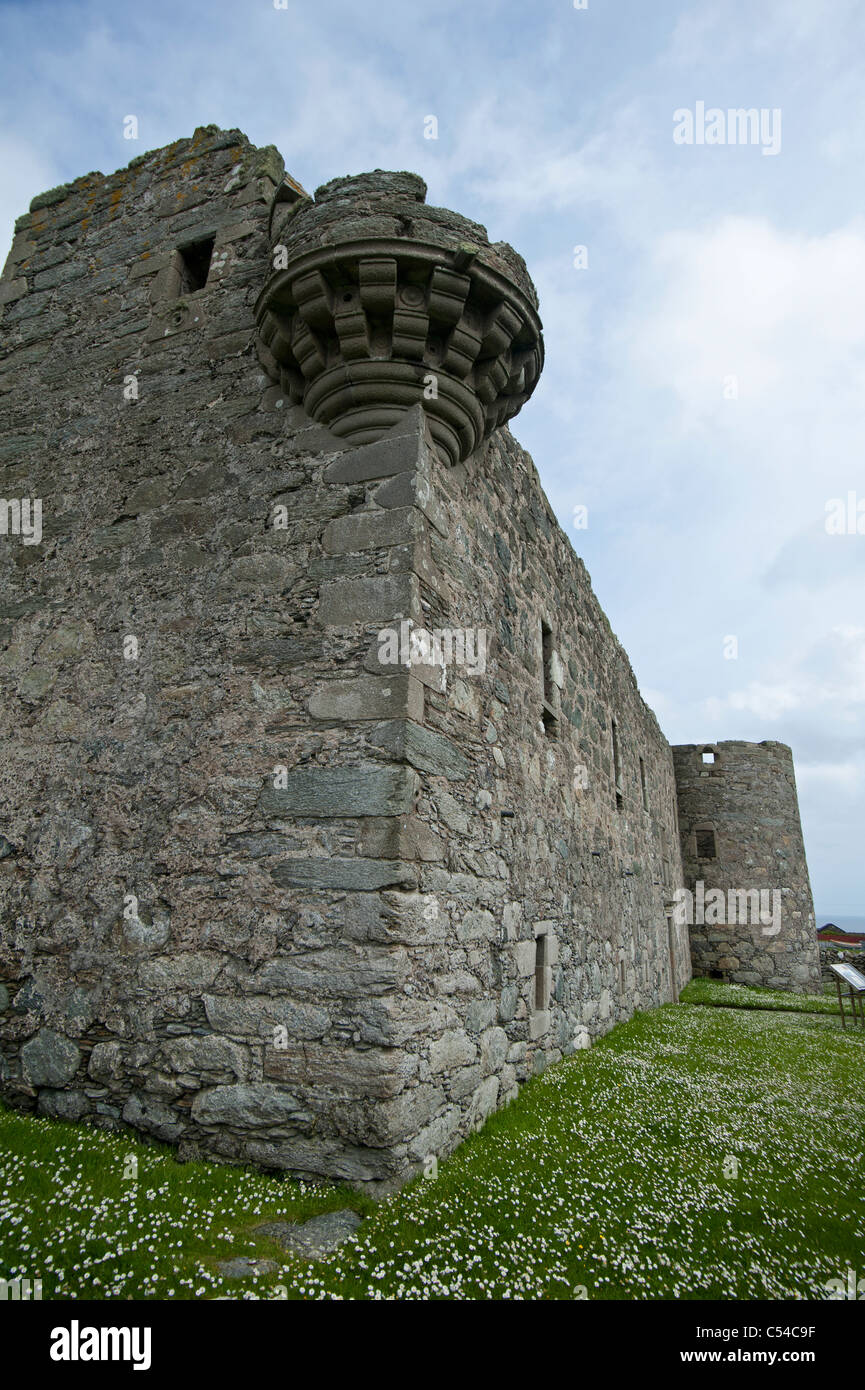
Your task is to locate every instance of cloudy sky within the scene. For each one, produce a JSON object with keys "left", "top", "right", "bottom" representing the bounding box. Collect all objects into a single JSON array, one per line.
[{"left": 1, "top": 0, "right": 863, "bottom": 914}]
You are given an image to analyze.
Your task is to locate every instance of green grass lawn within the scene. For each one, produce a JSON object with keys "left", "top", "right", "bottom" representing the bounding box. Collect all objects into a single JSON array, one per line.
[
  {"left": 2, "top": 998, "right": 863, "bottom": 1300},
  {"left": 681, "top": 977, "right": 844, "bottom": 1015}
]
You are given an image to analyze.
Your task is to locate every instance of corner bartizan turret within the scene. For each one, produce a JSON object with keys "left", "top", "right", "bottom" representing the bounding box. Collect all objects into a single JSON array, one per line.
[{"left": 255, "top": 170, "right": 544, "bottom": 465}]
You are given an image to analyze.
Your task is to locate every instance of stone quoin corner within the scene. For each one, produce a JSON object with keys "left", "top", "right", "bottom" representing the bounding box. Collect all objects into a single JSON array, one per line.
[{"left": 0, "top": 127, "right": 821, "bottom": 1189}]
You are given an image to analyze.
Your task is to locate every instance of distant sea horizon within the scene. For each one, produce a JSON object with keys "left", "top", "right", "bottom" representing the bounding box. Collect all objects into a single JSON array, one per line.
[{"left": 816, "top": 913, "right": 865, "bottom": 933}]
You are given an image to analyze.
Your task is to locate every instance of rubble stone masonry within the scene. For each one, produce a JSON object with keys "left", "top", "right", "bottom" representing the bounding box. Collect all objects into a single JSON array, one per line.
[
  {"left": 673, "top": 741, "right": 820, "bottom": 992},
  {"left": 0, "top": 127, "right": 818, "bottom": 1186}
]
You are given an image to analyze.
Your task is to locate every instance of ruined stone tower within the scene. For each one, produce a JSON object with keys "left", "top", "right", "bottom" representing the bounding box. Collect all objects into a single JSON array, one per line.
[
  {"left": 673, "top": 741, "right": 820, "bottom": 991},
  {"left": 0, "top": 127, "right": 817, "bottom": 1186}
]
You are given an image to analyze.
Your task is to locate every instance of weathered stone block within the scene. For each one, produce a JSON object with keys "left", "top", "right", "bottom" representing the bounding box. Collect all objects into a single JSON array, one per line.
[
  {"left": 357, "top": 814, "right": 445, "bottom": 863},
  {"left": 137, "top": 955, "right": 224, "bottom": 993},
  {"left": 259, "top": 766, "right": 418, "bottom": 818},
  {"left": 318, "top": 574, "right": 418, "bottom": 626},
  {"left": 435, "top": 789, "right": 469, "bottom": 834},
  {"left": 21, "top": 1028, "right": 80, "bottom": 1087},
  {"left": 162, "top": 1035, "right": 249, "bottom": 1079},
  {"left": 202, "top": 995, "right": 329, "bottom": 1039},
  {"left": 465, "top": 999, "right": 497, "bottom": 1033},
  {"left": 122, "top": 1093, "right": 185, "bottom": 1142},
  {"left": 37, "top": 1089, "right": 90, "bottom": 1121},
  {"left": 449, "top": 1064, "right": 483, "bottom": 1101},
  {"left": 341, "top": 890, "right": 447, "bottom": 946},
  {"left": 308, "top": 675, "right": 423, "bottom": 722},
  {"left": 498, "top": 985, "right": 519, "bottom": 1023},
  {"left": 372, "top": 471, "right": 449, "bottom": 536},
  {"left": 514, "top": 941, "right": 536, "bottom": 977},
  {"left": 363, "top": 1084, "right": 444, "bottom": 1144},
  {"left": 408, "top": 1103, "right": 462, "bottom": 1161},
  {"left": 191, "top": 1083, "right": 307, "bottom": 1128},
  {"left": 271, "top": 857, "right": 417, "bottom": 891},
  {"left": 323, "top": 506, "right": 422, "bottom": 555},
  {"left": 249, "top": 946, "right": 409, "bottom": 997},
  {"left": 528, "top": 1009, "right": 550, "bottom": 1040},
  {"left": 467, "top": 1075, "right": 499, "bottom": 1128},
  {"left": 370, "top": 720, "right": 470, "bottom": 780},
  {"left": 480, "top": 1026, "right": 509, "bottom": 1073},
  {"left": 323, "top": 429, "right": 429, "bottom": 485},
  {"left": 429, "top": 1030, "right": 476, "bottom": 1073},
  {"left": 0, "top": 277, "right": 27, "bottom": 305},
  {"left": 88, "top": 1041, "right": 124, "bottom": 1083},
  {"left": 355, "top": 996, "right": 456, "bottom": 1046},
  {"left": 263, "top": 1043, "right": 416, "bottom": 1099},
  {"left": 457, "top": 908, "right": 495, "bottom": 943}
]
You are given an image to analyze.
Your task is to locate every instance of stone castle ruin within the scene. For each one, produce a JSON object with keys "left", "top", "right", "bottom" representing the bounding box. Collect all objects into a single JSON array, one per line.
[{"left": 0, "top": 128, "right": 821, "bottom": 1187}]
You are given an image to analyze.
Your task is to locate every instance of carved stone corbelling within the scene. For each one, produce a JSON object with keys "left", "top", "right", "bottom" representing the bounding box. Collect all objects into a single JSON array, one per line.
[{"left": 255, "top": 171, "right": 544, "bottom": 465}]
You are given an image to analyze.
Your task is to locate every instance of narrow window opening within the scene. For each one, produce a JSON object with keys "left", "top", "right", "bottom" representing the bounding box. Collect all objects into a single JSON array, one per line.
[
  {"left": 611, "top": 717, "right": 623, "bottom": 810},
  {"left": 177, "top": 236, "right": 215, "bottom": 293},
  {"left": 696, "top": 828, "right": 717, "bottom": 860},
  {"left": 639, "top": 756, "right": 648, "bottom": 812},
  {"left": 619, "top": 958, "right": 625, "bottom": 997},
  {"left": 701, "top": 748, "right": 716, "bottom": 765},
  {"left": 667, "top": 917, "right": 678, "bottom": 1003},
  {"left": 540, "top": 620, "right": 557, "bottom": 739},
  {"left": 534, "top": 933, "right": 549, "bottom": 1012}
]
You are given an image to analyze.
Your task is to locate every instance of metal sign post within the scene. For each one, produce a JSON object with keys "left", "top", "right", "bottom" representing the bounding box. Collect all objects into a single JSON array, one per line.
[{"left": 829, "top": 962, "right": 865, "bottom": 1029}]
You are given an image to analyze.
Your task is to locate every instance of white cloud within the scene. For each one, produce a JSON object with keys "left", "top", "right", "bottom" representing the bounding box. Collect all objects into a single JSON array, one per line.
[
  {"left": 628, "top": 215, "right": 865, "bottom": 451},
  {"left": 0, "top": 137, "right": 59, "bottom": 267},
  {"left": 797, "top": 760, "right": 862, "bottom": 792},
  {"left": 708, "top": 683, "right": 802, "bottom": 722},
  {"left": 669, "top": 0, "right": 863, "bottom": 67},
  {"left": 704, "top": 626, "right": 865, "bottom": 727}
]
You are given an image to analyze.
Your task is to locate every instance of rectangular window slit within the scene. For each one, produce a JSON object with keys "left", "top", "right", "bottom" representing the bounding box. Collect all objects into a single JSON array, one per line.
[
  {"left": 612, "top": 717, "right": 623, "bottom": 810},
  {"left": 177, "top": 235, "right": 215, "bottom": 293},
  {"left": 696, "top": 829, "right": 717, "bottom": 859},
  {"left": 535, "top": 933, "right": 549, "bottom": 1011},
  {"left": 541, "top": 620, "right": 558, "bottom": 739}
]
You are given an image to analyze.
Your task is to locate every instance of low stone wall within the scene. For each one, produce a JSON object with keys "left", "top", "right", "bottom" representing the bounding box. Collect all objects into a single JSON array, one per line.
[{"left": 820, "top": 949, "right": 865, "bottom": 989}]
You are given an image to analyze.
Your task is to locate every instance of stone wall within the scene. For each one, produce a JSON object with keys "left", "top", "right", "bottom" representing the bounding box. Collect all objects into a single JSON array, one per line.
[
  {"left": 819, "top": 945, "right": 865, "bottom": 989},
  {"left": 673, "top": 741, "right": 820, "bottom": 993},
  {"left": 300, "top": 401, "right": 694, "bottom": 1181},
  {"left": 0, "top": 130, "right": 816, "bottom": 1189}
]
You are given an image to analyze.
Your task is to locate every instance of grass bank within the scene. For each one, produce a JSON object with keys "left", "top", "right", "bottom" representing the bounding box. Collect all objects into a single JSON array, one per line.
[
  {"left": 681, "top": 977, "right": 842, "bottom": 1015},
  {"left": 2, "top": 999, "right": 862, "bottom": 1300}
]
